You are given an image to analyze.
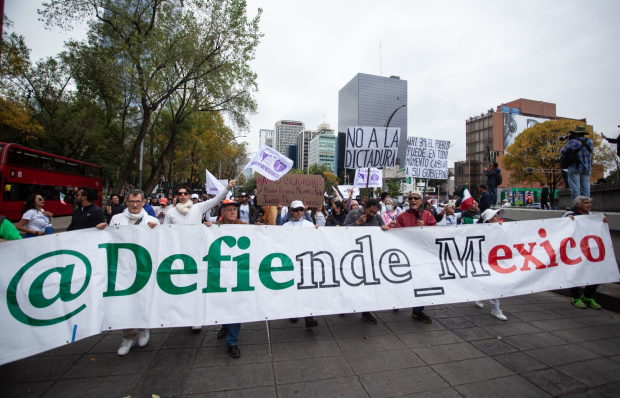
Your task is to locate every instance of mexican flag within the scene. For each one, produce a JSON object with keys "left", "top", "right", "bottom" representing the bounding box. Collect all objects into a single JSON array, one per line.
[{"left": 458, "top": 186, "right": 473, "bottom": 211}]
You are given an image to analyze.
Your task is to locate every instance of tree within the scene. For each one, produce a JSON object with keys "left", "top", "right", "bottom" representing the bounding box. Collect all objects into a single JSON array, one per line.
[
  {"left": 308, "top": 163, "right": 340, "bottom": 192},
  {"left": 503, "top": 119, "right": 606, "bottom": 205},
  {"left": 40, "top": 0, "right": 263, "bottom": 194},
  {"left": 0, "top": 97, "right": 44, "bottom": 143}
]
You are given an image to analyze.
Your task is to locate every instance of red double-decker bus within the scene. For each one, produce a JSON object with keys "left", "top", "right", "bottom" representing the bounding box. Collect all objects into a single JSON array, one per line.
[{"left": 0, "top": 143, "right": 103, "bottom": 221}]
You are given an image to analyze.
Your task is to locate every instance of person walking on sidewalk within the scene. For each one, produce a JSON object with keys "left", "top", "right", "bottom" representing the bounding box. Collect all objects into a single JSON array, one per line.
[
  {"left": 474, "top": 209, "right": 508, "bottom": 321},
  {"left": 540, "top": 183, "right": 550, "bottom": 210},
  {"left": 96, "top": 189, "right": 159, "bottom": 356},
  {"left": 483, "top": 162, "right": 501, "bottom": 206},
  {"left": 562, "top": 196, "right": 608, "bottom": 309}
]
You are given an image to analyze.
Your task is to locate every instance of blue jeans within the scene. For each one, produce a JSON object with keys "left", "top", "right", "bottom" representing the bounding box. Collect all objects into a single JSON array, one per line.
[
  {"left": 488, "top": 185, "right": 497, "bottom": 206},
  {"left": 224, "top": 323, "right": 241, "bottom": 346},
  {"left": 567, "top": 166, "right": 591, "bottom": 200}
]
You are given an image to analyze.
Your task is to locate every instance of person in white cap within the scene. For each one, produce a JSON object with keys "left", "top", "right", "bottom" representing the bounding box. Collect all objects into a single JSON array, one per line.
[
  {"left": 284, "top": 200, "right": 319, "bottom": 328},
  {"left": 191, "top": 193, "right": 200, "bottom": 204},
  {"left": 474, "top": 208, "right": 507, "bottom": 320},
  {"left": 95, "top": 189, "right": 159, "bottom": 355},
  {"left": 502, "top": 199, "right": 511, "bottom": 207}
]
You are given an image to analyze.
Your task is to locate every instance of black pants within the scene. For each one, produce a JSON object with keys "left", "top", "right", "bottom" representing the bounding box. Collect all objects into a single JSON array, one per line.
[
  {"left": 541, "top": 198, "right": 549, "bottom": 210},
  {"left": 570, "top": 285, "right": 599, "bottom": 299}
]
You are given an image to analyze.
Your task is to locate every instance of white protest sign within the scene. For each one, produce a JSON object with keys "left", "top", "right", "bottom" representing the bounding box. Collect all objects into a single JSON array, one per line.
[
  {"left": 406, "top": 136, "right": 450, "bottom": 179},
  {"left": 345, "top": 126, "right": 400, "bottom": 169},
  {"left": 336, "top": 185, "right": 360, "bottom": 199},
  {"left": 353, "top": 168, "right": 383, "bottom": 188},
  {"left": 0, "top": 215, "right": 617, "bottom": 365},
  {"left": 205, "top": 169, "right": 226, "bottom": 194},
  {"left": 244, "top": 145, "right": 293, "bottom": 180}
]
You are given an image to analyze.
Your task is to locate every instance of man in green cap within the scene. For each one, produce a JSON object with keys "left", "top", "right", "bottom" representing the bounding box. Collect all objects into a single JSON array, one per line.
[{"left": 560, "top": 125, "right": 593, "bottom": 200}]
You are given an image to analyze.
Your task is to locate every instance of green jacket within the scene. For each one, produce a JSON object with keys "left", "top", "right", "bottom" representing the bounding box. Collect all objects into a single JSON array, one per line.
[{"left": 0, "top": 217, "right": 22, "bottom": 241}]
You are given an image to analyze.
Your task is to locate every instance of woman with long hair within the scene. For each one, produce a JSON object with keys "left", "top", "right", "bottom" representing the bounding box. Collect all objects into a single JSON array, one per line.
[
  {"left": 311, "top": 203, "right": 328, "bottom": 226},
  {"left": 325, "top": 200, "right": 347, "bottom": 226},
  {"left": 16, "top": 193, "right": 54, "bottom": 238}
]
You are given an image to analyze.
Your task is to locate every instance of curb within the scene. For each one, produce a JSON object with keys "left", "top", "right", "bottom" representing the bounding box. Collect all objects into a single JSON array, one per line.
[{"left": 553, "top": 283, "right": 620, "bottom": 313}]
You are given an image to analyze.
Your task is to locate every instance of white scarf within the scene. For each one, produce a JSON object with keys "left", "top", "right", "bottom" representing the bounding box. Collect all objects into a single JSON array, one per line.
[
  {"left": 175, "top": 199, "right": 193, "bottom": 215},
  {"left": 123, "top": 208, "right": 147, "bottom": 220}
]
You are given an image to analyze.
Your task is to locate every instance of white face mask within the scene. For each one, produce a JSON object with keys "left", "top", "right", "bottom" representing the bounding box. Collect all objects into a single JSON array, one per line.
[{"left": 386, "top": 205, "right": 393, "bottom": 212}]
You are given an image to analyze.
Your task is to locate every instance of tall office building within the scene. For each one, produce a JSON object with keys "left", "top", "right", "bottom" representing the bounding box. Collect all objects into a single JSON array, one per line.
[
  {"left": 258, "top": 129, "right": 274, "bottom": 148},
  {"left": 296, "top": 129, "right": 319, "bottom": 171},
  {"left": 338, "top": 73, "right": 407, "bottom": 176},
  {"left": 274, "top": 120, "right": 304, "bottom": 155},
  {"left": 308, "top": 125, "right": 337, "bottom": 173}
]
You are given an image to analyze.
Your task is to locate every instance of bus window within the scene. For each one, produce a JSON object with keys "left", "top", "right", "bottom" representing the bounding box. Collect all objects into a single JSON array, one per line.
[
  {"left": 85, "top": 165, "right": 101, "bottom": 177},
  {"left": 40, "top": 156, "right": 54, "bottom": 170},
  {"left": 23, "top": 152, "right": 40, "bottom": 168},
  {"left": 54, "top": 158, "right": 67, "bottom": 172},
  {"left": 7, "top": 148, "right": 23, "bottom": 165},
  {"left": 66, "top": 162, "right": 79, "bottom": 174}
]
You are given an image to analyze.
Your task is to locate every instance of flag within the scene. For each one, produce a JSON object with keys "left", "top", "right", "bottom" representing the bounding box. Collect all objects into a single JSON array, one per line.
[
  {"left": 60, "top": 192, "right": 66, "bottom": 205},
  {"left": 205, "top": 169, "right": 226, "bottom": 195},
  {"left": 458, "top": 186, "right": 473, "bottom": 211},
  {"left": 353, "top": 168, "right": 382, "bottom": 188},
  {"left": 244, "top": 145, "right": 293, "bottom": 180}
]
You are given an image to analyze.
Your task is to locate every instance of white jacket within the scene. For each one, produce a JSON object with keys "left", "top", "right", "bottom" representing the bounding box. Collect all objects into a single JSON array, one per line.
[
  {"left": 164, "top": 188, "right": 229, "bottom": 225},
  {"left": 110, "top": 209, "right": 159, "bottom": 226}
]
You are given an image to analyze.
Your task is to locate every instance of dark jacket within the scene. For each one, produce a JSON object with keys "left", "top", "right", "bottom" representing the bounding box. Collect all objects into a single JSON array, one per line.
[
  {"left": 325, "top": 211, "right": 347, "bottom": 226},
  {"left": 484, "top": 168, "right": 500, "bottom": 186},
  {"left": 67, "top": 203, "right": 106, "bottom": 231},
  {"left": 461, "top": 208, "right": 481, "bottom": 224},
  {"left": 236, "top": 203, "right": 256, "bottom": 224},
  {"left": 344, "top": 209, "right": 384, "bottom": 227},
  {"left": 479, "top": 191, "right": 491, "bottom": 213},
  {"left": 107, "top": 203, "right": 126, "bottom": 223},
  {"left": 541, "top": 187, "right": 549, "bottom": 200}
]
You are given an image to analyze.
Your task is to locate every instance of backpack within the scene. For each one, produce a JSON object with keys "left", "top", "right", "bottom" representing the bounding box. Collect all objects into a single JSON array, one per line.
[
  {"left": 495, "top": 170, "right": 503, "bottom": 185},
  {"left": 560, "top": 139, "right": 591, "bottom": 169}
]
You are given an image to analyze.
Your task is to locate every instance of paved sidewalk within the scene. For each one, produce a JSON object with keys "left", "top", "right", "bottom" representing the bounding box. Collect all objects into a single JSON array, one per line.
[{"left": 1, "top": 291, "right": 620, "bottom": 397}]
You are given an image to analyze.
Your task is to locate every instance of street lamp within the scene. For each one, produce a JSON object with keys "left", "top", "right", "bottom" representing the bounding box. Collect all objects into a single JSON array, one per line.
[{"left": 382, "top": 104, "right": 407, "bottom": 192}]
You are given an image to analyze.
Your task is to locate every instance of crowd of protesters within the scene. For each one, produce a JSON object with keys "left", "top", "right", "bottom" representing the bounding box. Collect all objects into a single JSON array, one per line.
[{"left": 0, "top": 177, "right": 610, "bottom": 364}]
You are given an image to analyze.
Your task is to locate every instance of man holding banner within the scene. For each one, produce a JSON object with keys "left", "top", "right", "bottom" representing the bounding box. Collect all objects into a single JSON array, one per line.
[{"left": 95, "top": 189, "right": 159, "bottom": 356}]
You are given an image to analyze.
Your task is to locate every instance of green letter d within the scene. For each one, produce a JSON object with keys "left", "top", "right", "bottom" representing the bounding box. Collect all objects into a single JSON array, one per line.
[{"left": 99, "top": 243, "right": 152, "bottom": 297}]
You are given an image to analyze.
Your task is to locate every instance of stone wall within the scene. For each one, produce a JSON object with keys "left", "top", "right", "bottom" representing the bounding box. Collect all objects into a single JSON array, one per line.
[{"left": 557, "top": 181, "right": 620, "bottom": 212}]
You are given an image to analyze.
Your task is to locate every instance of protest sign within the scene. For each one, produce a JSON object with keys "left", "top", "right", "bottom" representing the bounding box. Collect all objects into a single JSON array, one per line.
[
  {"left": 344, "top": 127, "right": 400, "bottom": 169},
  {"left": 244, "top": 145, "right": 294, "bottom": 180},
  {"left": 406, "top": 136, "right": 450, "bottom": 179},
  {"left": 336, "top": 185, "right": 360, "bottom": 199},
  {"left": 0, "top": 215, "right": 616, "bottom": 365},
  {"left": 353, "top": 168, "right": 383, "bottom": 188},
  {"left": 205, "top": 169, "right": 225, "bottom": 194},
  {"left": 255, "top": 174, "right": 325, "bottom": 206}
]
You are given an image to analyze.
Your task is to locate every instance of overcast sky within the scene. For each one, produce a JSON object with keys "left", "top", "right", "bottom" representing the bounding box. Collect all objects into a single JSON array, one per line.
[{"left": 6, "top": 1, "right": 620, "bottom": 166}]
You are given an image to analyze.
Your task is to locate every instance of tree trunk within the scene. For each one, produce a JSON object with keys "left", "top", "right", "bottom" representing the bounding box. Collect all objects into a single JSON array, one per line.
[{"left": 111, "top": 108, "right": 152, "bottom": 194}]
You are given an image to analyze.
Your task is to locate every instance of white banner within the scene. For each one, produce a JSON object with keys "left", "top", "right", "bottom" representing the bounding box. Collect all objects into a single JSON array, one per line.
[
  {"left": 0, "top": 215, "right": 617, "bottom": 365},
  {"left": 353, "top": 168, "right": 383, "bottom": 188},
  {"left": 205, "top": 169, "right": 226, "bottom": 195},
  {"left": 244, "top": 145, "right": 293, "bottom": 180},
  {"left": 345, "top": 126, "right": 400, "bottom": 169},
  {"left": 336, "top": 185, "right": 360, "bottom": 199},
  {"left": 406, "top": 136, "right": 450, "bottom": 179}
]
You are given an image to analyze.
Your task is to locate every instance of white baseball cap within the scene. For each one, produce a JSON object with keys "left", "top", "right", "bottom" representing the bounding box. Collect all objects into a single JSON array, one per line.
[
  {"left": 191, "top": 194, "right": 199, "bottom": 199},
  {"left": 290, "top": 200, "right": 304, "bottom": 209}
]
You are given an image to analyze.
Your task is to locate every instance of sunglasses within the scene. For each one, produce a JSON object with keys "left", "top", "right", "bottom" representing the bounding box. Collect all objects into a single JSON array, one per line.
[
  {"left": 408, "top": 196, "right": 422, "bottom": 201},
  {"left": 292, "top": 208, "right": 304, "bottom": 212},
  {"left": 177, "top": 192, "right": 189, "bottom": 196}
]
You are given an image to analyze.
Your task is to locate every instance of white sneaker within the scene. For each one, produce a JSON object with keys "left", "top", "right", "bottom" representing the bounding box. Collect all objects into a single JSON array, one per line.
[
  {"left": 191, "top": 326, "right": 202, "bottom": 332},
  {"left": 117, "top": 339, "right": 136, "bottom": 356},
  {"left": 138, "top": 330, "right": 150, "bottom": 347},
  {"left": 491, "top": 308, "right": 508, "bottom": 321},
  {"left": 475, "top": 301, "right": 484, "bottom": 308}
]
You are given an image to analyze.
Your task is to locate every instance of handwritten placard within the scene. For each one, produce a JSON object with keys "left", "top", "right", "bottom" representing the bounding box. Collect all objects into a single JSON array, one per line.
[{"left": 256, "top": 174, "right": 325, "bottom": 206}]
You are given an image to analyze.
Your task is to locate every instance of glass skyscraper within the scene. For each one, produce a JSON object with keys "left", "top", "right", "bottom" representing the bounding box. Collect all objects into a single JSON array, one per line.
[
  {"left": 274, "top": 120, "right": 304, "bottom": 156},
  {"left": 338, "top": 73, "right": 407, "bottom": 175}
]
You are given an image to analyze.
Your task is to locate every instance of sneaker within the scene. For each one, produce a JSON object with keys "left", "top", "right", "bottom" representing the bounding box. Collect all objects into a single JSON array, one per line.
[
  {"left": 393, "top": 309, "right": 400, "bottom": 312},
  {"left": 289, "top": 318, "right": 299, "bottom": 323},
  {"left": 361, "top": 312, "right": 378, "bottom": 325},
  {"left": 227, "top": 345, "right": 241, "bottom": 358},
  {"left": 217, "top": 327, "right": 228, "bottom": 340},
  {"left": 491, "top": 309, "right": 508, "bottom": 321},
  {"left": 304, "top": 317, "right": 319, "bottom": 328},
  {"left": 117, "top": 339, "right": 136, "bottom": 356},
  {"left": 475, "top": 301, "right": 484, "bottom": 308},
  {"left": 191, "top": 326, "right": 202, "bottom": 333},
  {"left": 138, "top": 330, "right": 150, "bottom": 347},
  {"left": 411, "top": 311, "right": 432, "bottom": 323},
  {"left": 571, "top": 298, "right": 587, "bottom": 309},
  {"left": 581, "top": 296, "right": 602, "bottom": 310}
]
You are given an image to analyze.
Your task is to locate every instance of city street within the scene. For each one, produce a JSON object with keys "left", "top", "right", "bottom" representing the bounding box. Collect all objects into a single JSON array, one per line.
[{"left": 1, "top": 291, "right": 619, "bottom": 397}]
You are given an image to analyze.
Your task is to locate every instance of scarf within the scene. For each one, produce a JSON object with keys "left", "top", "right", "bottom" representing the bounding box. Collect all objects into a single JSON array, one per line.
[
  {"left": 175, "top": 199, "right": 193, "bottom": 215},
  {"left": 123, "top": 208, "right": 147, "bottom": 220}
]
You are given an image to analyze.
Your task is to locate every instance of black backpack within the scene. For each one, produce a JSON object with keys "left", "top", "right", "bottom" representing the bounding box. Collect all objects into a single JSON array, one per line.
[
  {"left": 495, "top": 170, "right": 503, "bottom": 185},
  {"left": 560, "top": 139, "right": 591, "bottom": 169}
]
